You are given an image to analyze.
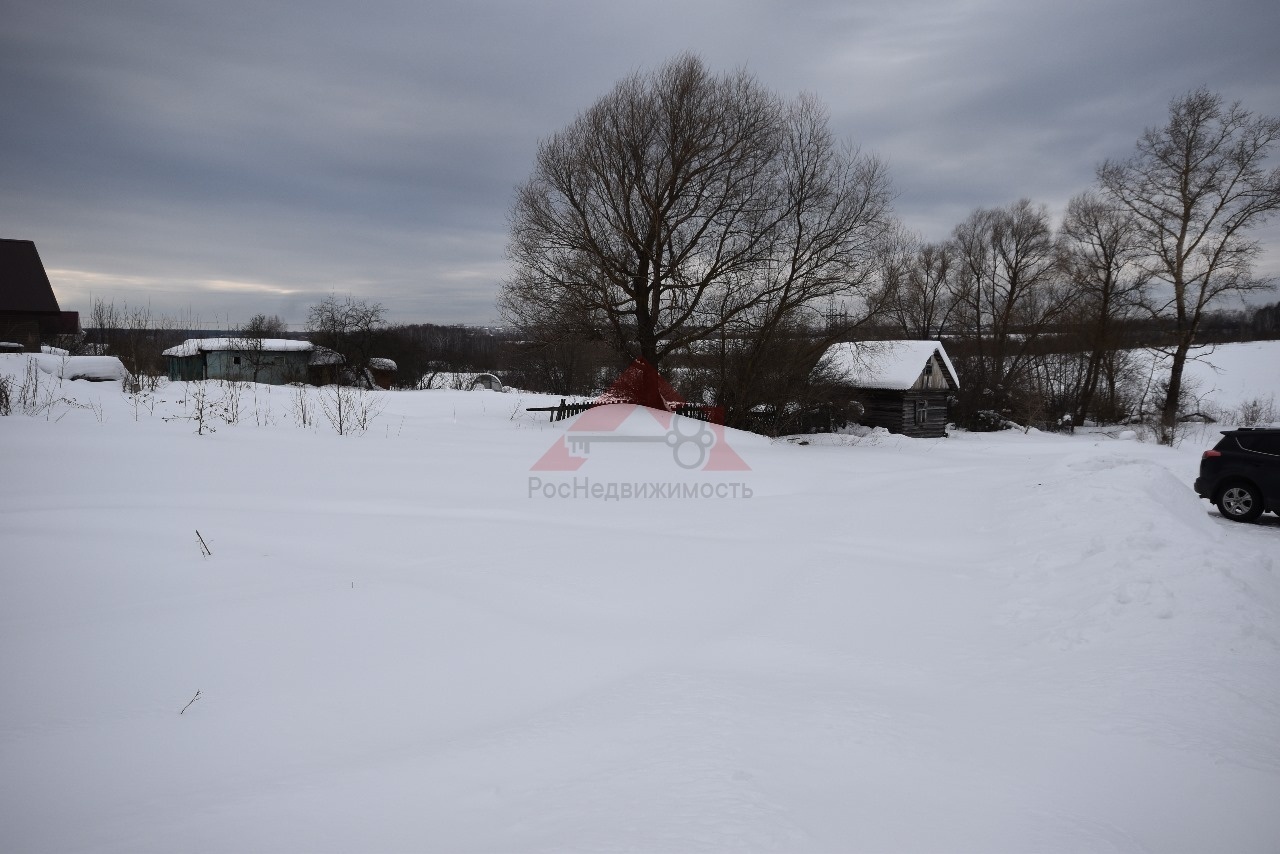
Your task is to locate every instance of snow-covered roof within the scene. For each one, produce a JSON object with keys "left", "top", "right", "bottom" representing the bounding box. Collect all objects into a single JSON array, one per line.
[
  {"left": 60, "top": 356, "right": 130, "bottom": 382},
  {"left": 368, "top": 357, "right": 397, "bottom": 371},
  {"left": 309, "top": 346, "right": 344, "bottom": 366},
  {"left": 823, "top": 340, "right": 959, "bottom": 390},
  {"left": 12, "top": 352, "right": 130, "bottom": 382},
  {"left": 162, "top": 338, "right": 313, "bottom": 358}
]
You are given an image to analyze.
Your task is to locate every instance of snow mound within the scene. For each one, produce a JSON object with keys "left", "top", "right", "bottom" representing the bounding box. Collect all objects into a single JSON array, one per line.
[{"left": 0, "top": 353, "right": 129, "bottom": 383}]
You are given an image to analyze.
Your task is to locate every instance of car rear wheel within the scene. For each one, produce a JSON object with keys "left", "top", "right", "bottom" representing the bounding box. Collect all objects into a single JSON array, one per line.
[{"left": 1216, "top": 481, "right": 1264, "bottom": 523}]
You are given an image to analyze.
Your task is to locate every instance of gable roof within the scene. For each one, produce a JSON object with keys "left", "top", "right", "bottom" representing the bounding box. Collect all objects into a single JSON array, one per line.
[
  {"left": 823, "top": 340, "right": 959, "bottom": 390},
  {"left": 0, "top": 239, "right": 60, "bottom": 313}
]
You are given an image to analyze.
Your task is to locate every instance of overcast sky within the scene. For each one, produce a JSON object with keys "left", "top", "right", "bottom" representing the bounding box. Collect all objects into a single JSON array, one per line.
[{"left": 4, "top": 0, "right": 1279, "bottom": 328}]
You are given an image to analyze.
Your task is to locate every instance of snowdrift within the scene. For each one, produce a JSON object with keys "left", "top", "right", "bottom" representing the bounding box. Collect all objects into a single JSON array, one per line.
[{"left": 2, "top": 352, "right": 129, "bottom": 383}]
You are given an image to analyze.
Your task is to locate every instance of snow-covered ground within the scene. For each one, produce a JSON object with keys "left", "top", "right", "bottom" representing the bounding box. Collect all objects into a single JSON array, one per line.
[
  {"left": 1149, "top": 340, "right": 1280, "bottom": 422},
  {"left": 2, "top": 343, "right": 1279, "bottom": 853}
]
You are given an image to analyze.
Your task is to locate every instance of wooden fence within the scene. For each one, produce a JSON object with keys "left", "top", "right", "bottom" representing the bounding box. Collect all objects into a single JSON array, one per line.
[{"left": 527, "top": 398, "right": 722, "bottom": 424}]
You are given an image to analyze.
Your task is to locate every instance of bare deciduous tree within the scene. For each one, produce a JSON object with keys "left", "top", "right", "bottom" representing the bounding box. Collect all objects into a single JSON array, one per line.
[
  {"left": 230, "top": 313, "right": 289, "bottom": 384},
  {"left": 880, "top": 227, "right": 960, "bottom": 340},
  {"left": 1098, "top": 88, "right": 1280, "bottom": 443},
  {"left": 949, "top": 199, "right": 1076, "bottom": 426},
  {"left": 305, "top": 296, "right": 386, "bottom": 386},
  {"left": 1059, "top": 191, "right": 1150, "bottom": 422},
  {"left": 89, "top": 298, "right": 188, "bottom": 389},
  {"left": 499, "top": 54, "right": 893, "bottom": 410}
]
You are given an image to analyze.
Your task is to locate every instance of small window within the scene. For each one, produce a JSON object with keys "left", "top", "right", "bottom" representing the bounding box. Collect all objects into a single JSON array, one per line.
[
  {"left": 233, "top": 356, "right": 241, "bottom": 365},
  {"left": 914, "top": 399, "right": 928, "bottom": 426}
]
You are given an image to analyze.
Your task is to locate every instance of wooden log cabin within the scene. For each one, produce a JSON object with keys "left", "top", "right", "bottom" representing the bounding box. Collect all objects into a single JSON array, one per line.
[{"left": 823, "top": 340, "right": 960, "bottom": 438}]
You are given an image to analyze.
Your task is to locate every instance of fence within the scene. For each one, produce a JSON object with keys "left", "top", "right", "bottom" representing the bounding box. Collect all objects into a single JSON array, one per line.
[{"left": 527, "top": 398, "right": 722, "bottom": 424}]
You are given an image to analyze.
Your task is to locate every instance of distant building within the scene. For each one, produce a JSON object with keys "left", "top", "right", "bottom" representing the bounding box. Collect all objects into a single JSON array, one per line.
[
  {"left": 163, "top": 338, "right": 396, "bottom": 387},
  {"left": 468, "top": 372, "right": 503, "bottom": 391},
  {"left": 163, "top": 338, "right": 315, "bottom": 384},
  {"left": 824, "top": 340, "right": 960, "bottom": 438},
  {"left": 0, "top": 239, "right": 81, "bottom": 350},
  {"left": 366, "top": 357, "right": 398, "bottom": 390}
]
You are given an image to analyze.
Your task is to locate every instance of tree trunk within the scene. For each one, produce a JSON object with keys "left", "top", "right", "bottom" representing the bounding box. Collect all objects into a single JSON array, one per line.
[{"left": 1160, "top": 339, "right": 1191, "bottom": 445}]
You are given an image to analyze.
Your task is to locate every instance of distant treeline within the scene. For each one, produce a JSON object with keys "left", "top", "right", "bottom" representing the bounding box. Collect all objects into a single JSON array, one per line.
[
  {"left": 77, "top": 298, "right": 1279, "bottom": 387},
  {"left": 58, "top": 290, "right": 1280, "bottom": 435}
]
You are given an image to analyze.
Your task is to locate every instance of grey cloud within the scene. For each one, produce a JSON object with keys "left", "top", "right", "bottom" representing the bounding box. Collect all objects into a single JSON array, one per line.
[{"left": 2, "top": 0, "right": 1278, "bottom": 326}]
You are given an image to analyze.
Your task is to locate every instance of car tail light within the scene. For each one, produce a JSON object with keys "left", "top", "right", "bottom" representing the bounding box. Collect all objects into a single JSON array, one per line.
[{"left": 1202, "top": 449, "right": 1222, "bottom": 459}]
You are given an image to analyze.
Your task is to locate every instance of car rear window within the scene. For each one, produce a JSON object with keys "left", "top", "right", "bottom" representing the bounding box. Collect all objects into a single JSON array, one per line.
[{"left": 1233, "top": 433, "right": 1280, "bottom": 455}]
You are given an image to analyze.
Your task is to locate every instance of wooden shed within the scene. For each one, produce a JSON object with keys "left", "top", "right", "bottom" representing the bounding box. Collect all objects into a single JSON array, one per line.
[
  {"left": 366, "top": 357, "right": 397, "bottom": 389},
  {"left": 823, "top": 340, "right": 960, "bottom": 438},
  {"left": 162, "top": 338, "right": 314, "bottom": 384},
  {"left": 307, "top": 346, "right": 344, "bottom": 386}
]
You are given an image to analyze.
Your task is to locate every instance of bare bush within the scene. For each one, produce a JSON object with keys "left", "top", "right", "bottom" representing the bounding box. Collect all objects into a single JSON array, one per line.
[
  {"left": 179, "top": 382, "right": 217, "bottom": 435},
  {"left": 352, "top": 390, "right": 385, "bottom": 434},
  {"left": 1232, "top": 396, "right": 1277, "bottom": 427},
  {"left": 88, "top": 297, "right": 188, "bottom": 389},
  {"left": 252, "top": 386, "right": 278, "bottom": 427},
  {"left": 320, "top": 385, "right": 384, "bottom": 435},
  {"left": 13, "top": 357, "right": 60, "bottom": 417},
  {"left": 289, "top": 384, "right": 315, "bottom": 429},
  {"left": 219, "top": 380, "right": 245, "bottom": 425}
]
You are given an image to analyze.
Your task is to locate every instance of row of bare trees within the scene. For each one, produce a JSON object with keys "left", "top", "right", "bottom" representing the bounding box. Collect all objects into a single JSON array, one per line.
[
  {"left": 873, "top": 88, "right": 1280, "bottom": 437},
  {"left": 875, "top": 196, "right": 1149, "bottom": 428},
  {"left": 78, "top": 295, "right": 388, "bottom": 388},
  {"left": 498, "top": 57, "right": 1280, "bottom": 441}
]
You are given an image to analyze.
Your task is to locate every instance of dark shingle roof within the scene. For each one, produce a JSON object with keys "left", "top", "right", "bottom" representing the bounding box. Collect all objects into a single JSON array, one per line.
[{"left": 0, "top": 239, "right": 61, "bottom": 313}]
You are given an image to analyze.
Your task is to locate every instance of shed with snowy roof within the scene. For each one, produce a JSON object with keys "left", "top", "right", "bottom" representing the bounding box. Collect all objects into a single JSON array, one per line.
[
  {"left": 366, "top": 357, "right": 397, "bottom": 389},
  {"left": 823, "top": 340, "right": 959, "bottom": 438},
  {"left": 163, "top": 338, "right": 314, "bottom": 384}
]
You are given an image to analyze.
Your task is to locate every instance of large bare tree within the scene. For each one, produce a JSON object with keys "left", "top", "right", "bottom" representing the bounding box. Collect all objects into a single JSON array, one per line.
[
  {"left": 879, "top": 226, "right": 960, "bottom": 340},
  {"left": 1059, "top": 192, "right": 1149, "bottom": 422},
  {"left": 1098, "top": 88, "right": 1280, "bottom": 442},
  {"left": 949, "top": 199, "right": 1076, "bottom": 425},
  {"left": 499, "top": 54, "right": 892, "bottom": 409}
]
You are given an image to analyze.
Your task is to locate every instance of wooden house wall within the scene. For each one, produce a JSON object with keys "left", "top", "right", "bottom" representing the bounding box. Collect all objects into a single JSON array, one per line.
[
  {"left": 0, "top": 318, "right": 40, "bottom": 351},
  {"left": 908, "top": 353, "right": 956, "bottom": 392},
  {"left": 308, "top": 363, "right": 341, "bottom": 386},
  {"left": 857, "top": 389, "right": 952, "bottom": 438},
  {"left": 205, "top": 350, "right": 310, "bottom": 384},
  {"left": 167, "top": 354, "right": 206, "bottom": 381},
  {"left": 167, "top": 350, "right": 311, "bottom": 384}
]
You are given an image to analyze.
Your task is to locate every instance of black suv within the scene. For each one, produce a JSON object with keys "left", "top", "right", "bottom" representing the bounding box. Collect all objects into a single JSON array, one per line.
[{"left": 1195, "top": 428, "right": 1280, "bottom": 523}]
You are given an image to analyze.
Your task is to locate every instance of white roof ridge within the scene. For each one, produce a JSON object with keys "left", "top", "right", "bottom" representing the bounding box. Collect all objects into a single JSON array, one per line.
[{"left": 822, "top": 340, "right": 958, "bottom": 390}]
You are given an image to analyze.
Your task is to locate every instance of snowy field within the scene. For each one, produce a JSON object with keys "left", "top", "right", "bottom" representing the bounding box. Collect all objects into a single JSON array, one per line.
[
  {"left": 1149, "top": 340, "right": 1280, "bottom": 421},
  {"left": 2, "top": 342, "right": 1279, "bottom": 853}
]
